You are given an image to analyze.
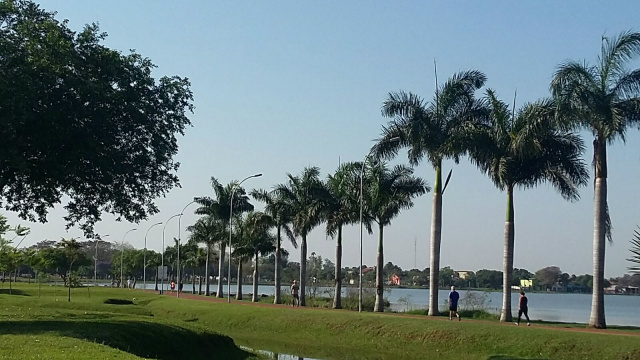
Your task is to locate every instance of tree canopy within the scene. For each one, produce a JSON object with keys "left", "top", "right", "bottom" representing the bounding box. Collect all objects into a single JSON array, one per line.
[{"left": 0, "top": 0, "right": 194, "bottom": 234}]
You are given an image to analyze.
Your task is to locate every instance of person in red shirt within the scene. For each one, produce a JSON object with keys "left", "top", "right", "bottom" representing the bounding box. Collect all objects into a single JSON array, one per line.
[{"left": 515, "top": 291, "right": 530, "bottom": 326}]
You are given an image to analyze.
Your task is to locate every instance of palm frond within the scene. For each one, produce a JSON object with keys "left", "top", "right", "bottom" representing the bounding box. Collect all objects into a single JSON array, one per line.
[{"left": 627, "top": 227, "right": 640, "bottom": 273}]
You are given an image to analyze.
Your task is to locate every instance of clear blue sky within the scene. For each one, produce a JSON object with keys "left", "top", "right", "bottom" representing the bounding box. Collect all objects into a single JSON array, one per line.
[{"left": 9, "top": 1, "right": 640, "bottom": 278}]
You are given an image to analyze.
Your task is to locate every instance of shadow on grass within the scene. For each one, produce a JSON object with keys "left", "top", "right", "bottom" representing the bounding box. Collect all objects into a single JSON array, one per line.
[
  {"left": 0, "top": 319, "right": 255, "bottom": 360},
  {"left": 0, "top": 288, "right": 29, "bottom": 296}
]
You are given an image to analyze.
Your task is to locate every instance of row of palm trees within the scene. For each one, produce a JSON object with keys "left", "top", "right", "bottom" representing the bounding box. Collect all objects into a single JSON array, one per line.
[
  {"left": 187, "top": 163, "right": 426, "bottom": 310},
  {"left": 372, "top": 30, "right": 640, "bottom": 329},
  {"left": 187, "top": 31, "right": 638, "bottom": 328}
]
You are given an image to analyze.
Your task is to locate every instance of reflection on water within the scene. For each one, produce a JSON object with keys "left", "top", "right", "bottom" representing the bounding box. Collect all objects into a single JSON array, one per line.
[{"left": 240, "top": 346, "right": 322, "bottom": 360}]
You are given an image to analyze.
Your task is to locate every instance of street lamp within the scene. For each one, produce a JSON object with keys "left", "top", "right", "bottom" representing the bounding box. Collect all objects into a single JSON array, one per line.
[
  {"left": 359, "top": 137, "right": 398, "bottom": 312},
  {"left": 121, "top": 228, "right": 137, "bottom": 288},
  {"left": 94, "top": 234, "right": 109, "bottom": 286},
  {"left": 143, "top": 222, "right": 162, "bottom": 291},
  {"left": 177, "top": 200, "right": 197, "bottom": 298},
  {"left": 161, "top": 214, "right": 180, "bottom": 294},
  {"left": 228, "top": 173, "right": 262, "bottom": 303}
]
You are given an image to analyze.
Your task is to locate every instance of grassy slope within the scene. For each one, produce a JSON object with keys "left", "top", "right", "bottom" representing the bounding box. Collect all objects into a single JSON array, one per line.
[
  {"left": 2, "top": 284, "right": 640, "bottom": 360},
  {"left": 147, "top": 296, "right": 640, "bottom": 360},
  {"left": 0, "top": 286, "right": 258, "bottom": 360}
]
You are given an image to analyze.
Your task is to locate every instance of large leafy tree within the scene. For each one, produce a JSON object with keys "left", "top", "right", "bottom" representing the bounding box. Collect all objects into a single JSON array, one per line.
[
  {"left": 0, "top": 1, "right": 194, "bottom": 235},
  {"left": 194, "top": 177, "right": 253, "bottom": 297},
  {"left": 363, "top": 162, "right": 428, "bottom": 312},
  {"left": 324, "top": 162, "right": 361, "bottom": 309},
  {"left": 551, "top": 31, "right": 640, "bottom": 328},
  {"left": 250, "top": 189, "right": 296, "bottom": 304},
  {"left": 375, "top": 70, "right": 486, "bottom": 315},
  {"left": 469, "top": 90, "right": 588, "bottom": 322},
  {"left": 274, "top": 167, "right": 329, "bottom": 306}
]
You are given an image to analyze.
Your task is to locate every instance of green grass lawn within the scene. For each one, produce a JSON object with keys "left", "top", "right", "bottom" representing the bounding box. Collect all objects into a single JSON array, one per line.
[{"left": 1, "top": 284, "right": 640, "bottom": 360}]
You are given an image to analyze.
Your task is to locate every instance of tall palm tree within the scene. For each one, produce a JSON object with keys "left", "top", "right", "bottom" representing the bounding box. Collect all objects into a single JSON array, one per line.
[
  {"left": 250, "top": 189, "right": 297, "bottom": 304},
  {"left": 551, "top": 31, "right": 640, "bottom": 328},
  {"left": 194, "top": 176, "right": 254, "bottom": 298},
  {"left": 274, "top": 166, "right": 329, "bottom": 306},
  {"left": 325, "top": 162, "right": 361, "bottom": 309},
  {"left": 363, "top": 161, "right": 428, "bottom": 312},
  {"left": 236, "top": 211, "right": 277, "bottom": 302},
  {"left": 469, "top": 89, "right": 588, "bottom": 322},
  {"left": 187, "top": 216, "right": 225, "bottom": 296},
  {"left": 375, "top": 70, "right": 486, "bottom": 315}
]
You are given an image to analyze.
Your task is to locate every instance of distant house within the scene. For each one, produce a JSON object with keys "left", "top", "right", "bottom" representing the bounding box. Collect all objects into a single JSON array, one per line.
[
  {"left": 388, "top": 274, "right": 401, "bottom": 286},
  {"left": 604, "top": 285, "right": 619, "bottom": 294},
  {"left": 456, "top": 271, "right": 474, "bottom": 280},
  {"left": 361, "top": 267, "right": 375, "bottom": 275},
  {"left": 520, "top": 279, "right": 533, "bottom": 290}
]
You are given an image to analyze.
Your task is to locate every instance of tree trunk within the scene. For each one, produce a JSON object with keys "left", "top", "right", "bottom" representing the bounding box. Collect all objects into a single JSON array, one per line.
[
  {"left": 154, "top": 267, "right": 159, "bottom": 291},
  {"left": 8, "top": 271, "right": 12, "bottom": 295},
  {"left": 217, "top": 243, "right": 226, "bottom": 298},
  {"left": 300, "top": 235, "right": 307, "bottom": 306},
  {"left": 428, "top": 162, "right": 443, "bottom": 316},
  {"left": 333, "top": 225, "right": 343, "bottom": 309},
  {"left": 374, "top": 222, "right": 385, "bottom": 312},
  {"left": 500, "top": 185, "right": 515, "bottom": 322},
  {"left": 191, "top": 268, "right": 196, "bottom": 294},
  {"left": 236, "top": 260, "right": 243, "bottom": 300},
  {"left": 67, "top": 270, "right": 71, "bottom": 302},
  {"left": 589, "top": 138, "right": 607, "bottom": 328},
  {"left": 252, "top": 252, "right": 259, "bottom": 302},
  {"left": 198, "top": 268, "right": 203, "bottom": 295},
  {"left": 274, "top": 226, "right": 282, "bottom": 304},
  {"left": 205, "top": 244, "right": 211, "bottom": 296}
]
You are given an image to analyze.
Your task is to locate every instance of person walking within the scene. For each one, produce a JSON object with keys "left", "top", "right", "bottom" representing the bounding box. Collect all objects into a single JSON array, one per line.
[
  {"left": 515, "top": 291, "right": 530, "bottom": 326},
  {"left": 291, "top": 280, "right": 300, "bottom": 307},
  {"left": 448, "top": 285, "right": 460, "bottom": 321}
]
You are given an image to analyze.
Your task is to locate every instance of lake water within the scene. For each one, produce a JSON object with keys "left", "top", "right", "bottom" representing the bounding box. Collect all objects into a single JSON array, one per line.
[{"left": 132, "top": 282, "right": 640, "bottom": 326}]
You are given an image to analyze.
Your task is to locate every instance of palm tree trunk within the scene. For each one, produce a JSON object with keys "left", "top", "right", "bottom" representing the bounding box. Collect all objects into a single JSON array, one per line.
[
  {"left": 217, "top": 243, "right": 226, "bottom": 298},
  {"left": 428, "top": 162, "right": 443, "bottom": 316},
  {"left": 500, "top": 185, "right": 515, "bottom": 322},
  {"left": 191, "top": 268, "right": 196, "bottom": 294},
  {"left": 236, "top": 260, "right": 243, "bottom": 300},
  {"left": 154, "top": 267, "right": 158, "bottom": 291},
  {"left": 590, "top": 139, "right": 607, "bottom": 329},
  {"left": 274, "top": 226, "right": 282, "bottom": 304},
  {"left": 204, "top": 244, "right": 211, "bottom": 296},
  {"left": 300, "top": 235, "right": 307, "bottom": 306},
  {"left": 333, "top": 225, "right": 343, "bottom": 309},
  {"left": 252, "top": 252, "right": 259, "bottom": 302},
  {"left": 374, "top": 222, "right": 385, "bottom": 312}
]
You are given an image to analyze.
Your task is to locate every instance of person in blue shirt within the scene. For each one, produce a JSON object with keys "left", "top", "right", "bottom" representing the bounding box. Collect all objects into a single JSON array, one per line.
[{"left": 448, "top": 285, "right": 461, "bottom": 321}]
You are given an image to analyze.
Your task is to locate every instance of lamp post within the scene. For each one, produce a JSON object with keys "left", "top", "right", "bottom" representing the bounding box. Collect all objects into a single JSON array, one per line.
[
  {"left": 359, "top": 137, "right": 398, "bottom": 312},
  {"left": 121, "top": 228, "right": 137, "bottom": 288},
  {"left": 94, "top": 234, "right": 109, "bottom": 287},
  {"left": 143, "top": 222, "right": 162, "bottom": 291},
  {"left": 228, "top": 173, "right": 262, "bottom": 303},
  {"left": 177, "top": 200, "right": 197, "bottom": 298},
  {"left": 161, "top": 214, "right": 180, "bottom": 294}
]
